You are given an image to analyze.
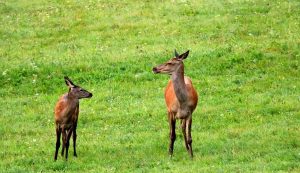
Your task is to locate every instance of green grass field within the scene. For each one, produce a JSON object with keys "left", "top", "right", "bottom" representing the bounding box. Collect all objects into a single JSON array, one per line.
[{"left": 0, "top": 0, "right": 299, "bottom": 172}]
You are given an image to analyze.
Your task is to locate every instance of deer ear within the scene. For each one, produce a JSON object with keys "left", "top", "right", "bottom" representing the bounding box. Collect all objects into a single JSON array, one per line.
[
  {"left": 178, "top": 50, "right": 189, "bottom": 60},
  {"left": 64, "top": 76, "right": 75, "bottom": 88},
  {"left": 174, "top": 49, "right": 179, "bottom": 58}
]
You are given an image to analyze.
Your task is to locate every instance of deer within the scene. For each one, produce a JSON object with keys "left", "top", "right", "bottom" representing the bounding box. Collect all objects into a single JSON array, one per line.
[
  {"left": 152, "top": 50, "right": 198, "bottom": 158},
  {"left": 54, "top": 76, "right": 92, "bottom": 161}
]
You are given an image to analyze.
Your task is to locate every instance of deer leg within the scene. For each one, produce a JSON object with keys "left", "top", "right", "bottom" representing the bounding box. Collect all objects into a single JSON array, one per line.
[
  {"left": 54, "top": 127, "right": 62, "bottom": 161},
  {"left": 73, "top": 126, "right": 77, "bottom": 157},
  {"left": 186, "top": 117, "right": 193, "bottom": 158},
  {"left": 65, "top": 128, "right": 73, "bottom": 160},
  {"left": 61, "top": 128, "right": 66, "bottom": 156},
  {"left": 181, "top": 119, "right": 189, "bottom": 150},
  {"left": 168, "top": 112, "right": 176, "bottom": 157}
]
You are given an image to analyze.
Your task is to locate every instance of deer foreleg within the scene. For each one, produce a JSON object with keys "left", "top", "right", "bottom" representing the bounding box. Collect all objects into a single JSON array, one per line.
[
  {"left": 61, "top": 128, "right": 66, "bottom": 156},
  {"left": 73, "top": 126, "right": 77, "bottom": 157},
  {"left": 168, "top": 112, "right": 176, "bottom": 157},
  {"left": 54, "top": 127, "right": 62, "bottom": 161},
  {"left": 181, "top": 119, "right": 189, "bottom": 150},
  {"left": 65, "top": 128, "right": 73, "bottom": 160},
  {"left": 186, "top": 117, "right": 193, "bottom": 158}
]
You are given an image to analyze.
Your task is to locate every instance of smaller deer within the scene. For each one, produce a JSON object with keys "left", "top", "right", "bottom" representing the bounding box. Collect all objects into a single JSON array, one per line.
[
  {"left": 153, "top": 50, "right": 198, "bottom": 158},
  {"left": 54, "top": 76, "right": 92, "bottom": 161}
]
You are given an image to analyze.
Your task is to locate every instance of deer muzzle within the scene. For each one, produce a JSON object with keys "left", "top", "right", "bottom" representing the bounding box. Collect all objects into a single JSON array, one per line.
[{"left": 152, "top": 67, "right": 160, "bottom": 74}]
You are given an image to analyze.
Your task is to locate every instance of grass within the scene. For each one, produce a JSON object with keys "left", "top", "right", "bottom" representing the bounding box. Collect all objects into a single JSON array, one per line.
[{"left": 0, "top": 0, "right": 299, "bottom": 172}]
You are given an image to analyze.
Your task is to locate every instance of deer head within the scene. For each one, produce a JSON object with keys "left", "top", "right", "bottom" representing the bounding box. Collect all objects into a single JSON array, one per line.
[
  {"left": 152, "top": 50, "right": 189, "bottom": 75},
  {"left": 64, "top": 76, "right": 93, "bottom": 99}
]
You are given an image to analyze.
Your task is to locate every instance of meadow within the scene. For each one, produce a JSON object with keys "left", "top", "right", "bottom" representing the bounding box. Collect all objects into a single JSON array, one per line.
[{"left": 0, "top": 0, "right": 299, "bottom": 172}]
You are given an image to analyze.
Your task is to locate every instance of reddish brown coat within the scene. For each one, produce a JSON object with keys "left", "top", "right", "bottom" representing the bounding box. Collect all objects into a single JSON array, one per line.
[
  {"left": 153, "top": 50, "right": 198, "bottom": 158},
  {"left": 165, "top": 77, "right": 198, "bottom": 117},
  {"left": 54, "top": 77, "right": 92, "bottom": 161}
]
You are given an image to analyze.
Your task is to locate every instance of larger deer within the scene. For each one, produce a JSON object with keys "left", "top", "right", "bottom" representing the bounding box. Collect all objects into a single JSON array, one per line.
[
  {"left": 152, "top": 50, "right": 198, "bottom": 158},
  {"left": 54, "top": 76, "right": 92, "bottom": 161}
]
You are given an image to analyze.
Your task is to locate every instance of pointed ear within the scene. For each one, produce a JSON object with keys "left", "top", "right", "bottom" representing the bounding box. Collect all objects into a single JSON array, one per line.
[
  {"left": 64, "top": 76, "right": 75, "bottom": 88},
  {"left": 174, "top": 49, "right": 179, "bottom": 58},
  {"left": 177, "top": 50, "right": 189, "bottom": 60}
]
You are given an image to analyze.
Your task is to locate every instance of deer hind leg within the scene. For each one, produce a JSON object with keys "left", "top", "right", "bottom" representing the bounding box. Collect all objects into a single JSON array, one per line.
[
  {"left": 73, "top": 126, "right": 77, "bottom": 157},
  {"left": 168, "top": 112, "right": 176, "bottom": 157},
  {"left": 186, "top": 117, "right": 193, "bottom": 158},
  {"left": 54, "top": 127, "right": 62, "bottom": 161}
]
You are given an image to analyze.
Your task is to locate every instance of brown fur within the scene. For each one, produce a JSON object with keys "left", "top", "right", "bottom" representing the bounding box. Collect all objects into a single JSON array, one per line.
[
  {"left": 54, "top": 77, "right": 92, "bottom": 161},
  {"left": 165, "top": 78, "right": 198, "bottom": 117},
  {"left": 153, "top": 50, "right": 198, "bottom": 158}
]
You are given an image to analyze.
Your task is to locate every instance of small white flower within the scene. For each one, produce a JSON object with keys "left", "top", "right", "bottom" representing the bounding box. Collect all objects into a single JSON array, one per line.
[{"left": 2, "top": 70, "right": 7, "bottom": 76}]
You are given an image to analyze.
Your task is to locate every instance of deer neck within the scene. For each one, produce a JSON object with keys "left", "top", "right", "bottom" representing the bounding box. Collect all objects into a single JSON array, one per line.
[
  {"left": 171, "top": 64, "right": 188, "bottom": 105},
  {"left": 65, "top": 93, "right": 79, "bottom": 108}
]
